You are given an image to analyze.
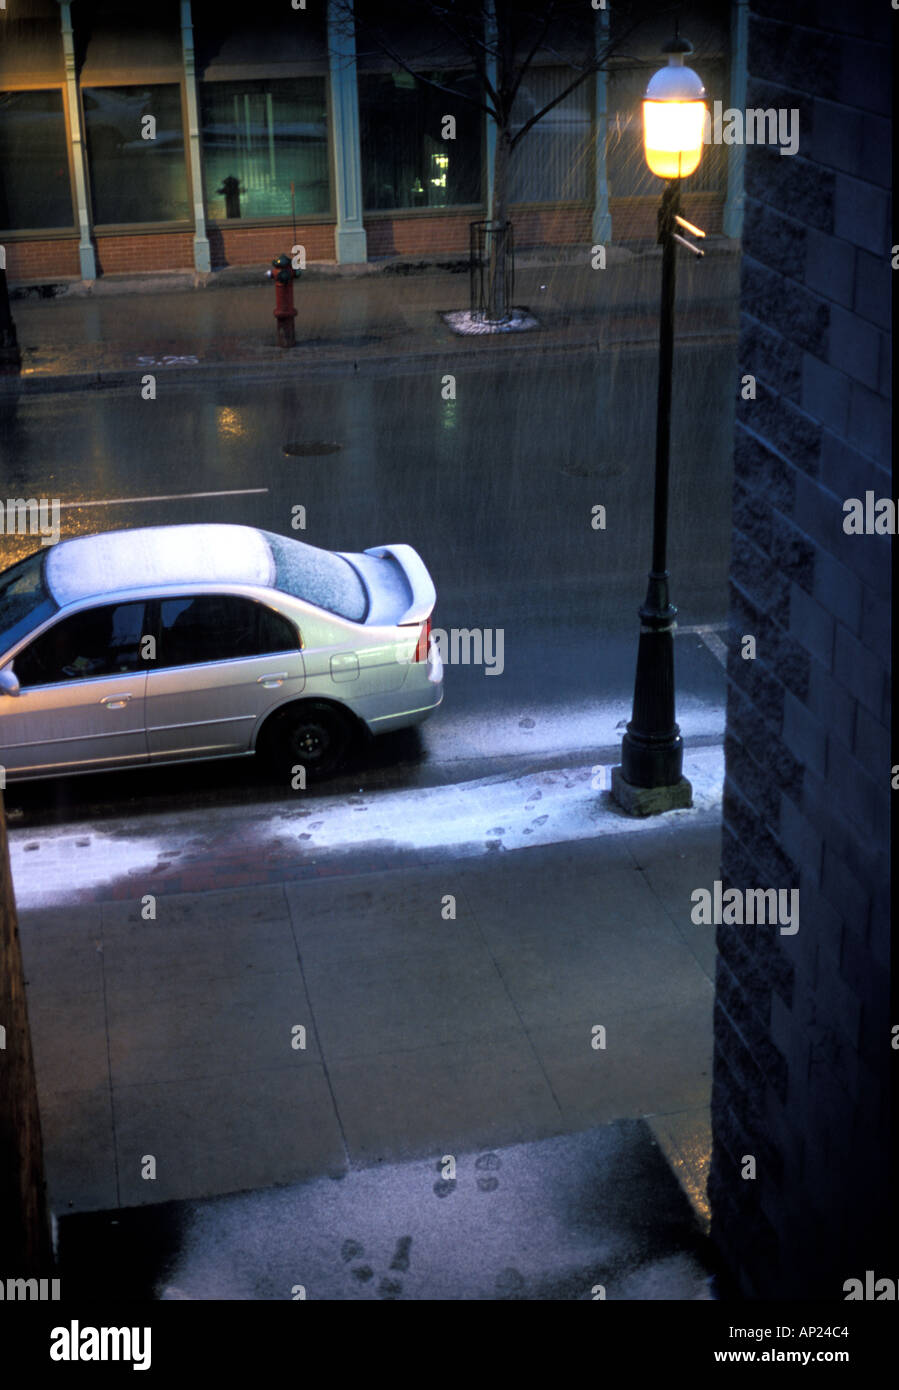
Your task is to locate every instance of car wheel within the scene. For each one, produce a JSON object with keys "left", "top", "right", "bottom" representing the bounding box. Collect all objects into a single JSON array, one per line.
[{"left": 259, "top": 702, "right": 351, "bottom": 782}]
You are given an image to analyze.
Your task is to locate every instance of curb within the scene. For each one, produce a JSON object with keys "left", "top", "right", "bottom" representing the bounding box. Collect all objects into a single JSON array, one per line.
[{"left": 0, "top": 326, "right": 738, "bottom": 396}]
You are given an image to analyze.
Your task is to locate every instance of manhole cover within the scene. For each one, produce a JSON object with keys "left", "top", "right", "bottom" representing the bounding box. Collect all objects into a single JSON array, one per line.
[{"left": 282, "top": 441, "right": 342, "bottom": 457}]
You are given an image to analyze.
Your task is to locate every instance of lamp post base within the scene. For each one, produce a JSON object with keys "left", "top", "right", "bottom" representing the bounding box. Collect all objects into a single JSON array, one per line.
[{"left": 610, "top": 765, "right": 693, "bottom": 818}]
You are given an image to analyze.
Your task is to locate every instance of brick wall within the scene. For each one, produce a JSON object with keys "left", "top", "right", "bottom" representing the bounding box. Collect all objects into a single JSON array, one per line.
[
  {"left": 364, "top": 209, "right": 477, "bottom": 258},
  {"left": 611, "top": 192, "right": 723, "bottom": 243},
  {"left": 2, "top": 239, "right": 81, "bottom": 280},
  {"left": 709, "top": 0, "right": 891, "bottom": 1300},
  {"left": 3, "top": 193, "right": 727, "bottom": 281},
  {"left": 210, "top": 221, "right": 335, "bottom": 269},
  {"left": 94, "top": 232, "right": 195, "bottom": 275}
]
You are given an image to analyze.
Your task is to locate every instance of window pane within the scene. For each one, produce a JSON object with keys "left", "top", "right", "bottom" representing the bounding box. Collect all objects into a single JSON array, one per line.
[
  {"left": 0, "top": 90, "right": 73, "bottom": 230},
  {"left": 509, "top": 68, "right": 593, "bottom": 204},
  {"left": 607, "top": 62, "right": 727, "bottom": 197},
  {"left": 359, "top": 71, "right": 481, "bottom": 211},
  {"left": 263, "top": 531, "right": 368, "bottom": 622},
  {"left": 16, "top": 602, "right": 146, "bottom": 686},
  {"left": 158, "top": 595, "right": 297, "bottom": 667},
  {"left": 200, "top": 79, "right": 329, "bottom": 220},
  {"left": 0, "top": 550, "right": 58, "bottom": 654},
  {"left": 83, "top": 84, "right": 189, "bottom": 223}
]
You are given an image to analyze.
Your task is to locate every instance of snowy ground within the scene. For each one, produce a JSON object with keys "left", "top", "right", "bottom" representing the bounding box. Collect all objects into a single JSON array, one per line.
[{"left": 9, "top": 742, "right": 724, "bottom": 908}]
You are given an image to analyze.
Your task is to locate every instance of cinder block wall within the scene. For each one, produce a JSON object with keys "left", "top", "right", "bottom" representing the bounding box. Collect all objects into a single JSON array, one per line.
[{"left": 709, "top": 0, "right": 891, "bottom": 1299}]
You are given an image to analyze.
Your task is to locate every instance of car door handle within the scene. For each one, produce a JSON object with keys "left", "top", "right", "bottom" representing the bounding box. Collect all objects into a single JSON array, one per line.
[
  {"left": 100, "top": 693, "right": 133, "bottom": 709},
  {"left": 257, "top": 672, "right": 289, "bottom": 688}
]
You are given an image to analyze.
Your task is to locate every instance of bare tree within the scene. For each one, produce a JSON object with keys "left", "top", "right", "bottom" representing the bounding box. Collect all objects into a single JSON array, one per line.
[{"left": 331, "top": 0, "right": 655, "bottom": 320}]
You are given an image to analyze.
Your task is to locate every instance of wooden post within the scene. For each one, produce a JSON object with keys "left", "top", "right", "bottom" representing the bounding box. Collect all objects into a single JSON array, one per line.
[{"left": 0, "top": 786, "right": 54, "bottom": 1276}]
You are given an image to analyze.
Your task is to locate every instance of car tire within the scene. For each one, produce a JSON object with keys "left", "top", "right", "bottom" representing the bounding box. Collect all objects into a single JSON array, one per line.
[{"left": 258, "top": 701, "right": 351, "bottom": 782}]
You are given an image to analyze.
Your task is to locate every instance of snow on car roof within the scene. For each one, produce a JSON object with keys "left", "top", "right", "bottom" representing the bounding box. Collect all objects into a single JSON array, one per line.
[{"left": 44, "top": 525, "right": 276, "bottom": 606}]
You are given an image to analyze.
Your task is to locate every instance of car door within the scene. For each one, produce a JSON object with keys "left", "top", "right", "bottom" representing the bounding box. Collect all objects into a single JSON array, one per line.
[
  {"left": 0, "top": 600, "right": 149, "bottom": 777},
  {"left": 144, "top": 592, "right": 305, "bottom": 762}
]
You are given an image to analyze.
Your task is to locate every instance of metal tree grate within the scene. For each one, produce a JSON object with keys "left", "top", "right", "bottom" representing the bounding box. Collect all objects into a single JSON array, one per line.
[{"left": 469, "top": 220, "right": 515, "bottom": 320}]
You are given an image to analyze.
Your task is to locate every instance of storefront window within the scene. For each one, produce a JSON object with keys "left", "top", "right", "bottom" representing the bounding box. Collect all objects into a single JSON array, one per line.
[
  {"left": 359, "top": 71, "right": 481, "bottom": 211},
  {"left": 0, "top": 90, "right": 73, "bottom": 231},
  {"left": 200, "top": 79, "right": 329, "bottom": 221},
  {"left": 607, "top": 62, "right": 727, "bottom": 197},
  {"left": 82, "top": 84, "right": 189, "bottom": 224},
  {"left": 509, "top": 68, "right": 593, "bottom": 205}
]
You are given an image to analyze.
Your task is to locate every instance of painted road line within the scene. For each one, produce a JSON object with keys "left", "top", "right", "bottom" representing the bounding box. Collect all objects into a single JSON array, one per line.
[
  {"left": 58, "top": 489, "right": 269, "bottom": 509},
  {"left": 678, "top": 623, "right": 729, "bottom": 669}
]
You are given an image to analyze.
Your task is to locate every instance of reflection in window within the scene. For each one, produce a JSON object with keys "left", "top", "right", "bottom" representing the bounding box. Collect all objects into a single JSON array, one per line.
[
  {"left": 158, "top": 595, "right": 298, "bottom": 667},
  {"left": 83, "top": 84, "right": 189, "bottom": 223},
  {"left": 0, "top": 90, "right": 73, "bottom": 231},
  {"left": 606, "top": 62, "right": 727, "bottom": 198},
  {"left": 509, "top": 68, "right": 593, "bottom": 205},
  {"left": 359, "top": 71, "right": 481, "bottom": 211},
  {"left": 15, "top": 602, "right": 146, "bottom": 686},
  {"left": 200, "top": 79, "right": 329, "bottom": 220}
]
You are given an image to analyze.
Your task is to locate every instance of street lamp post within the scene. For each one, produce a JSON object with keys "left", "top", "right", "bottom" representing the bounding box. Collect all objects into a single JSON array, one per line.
[{"left": 611, "top": 35, "right": 707, "bottom": 817}]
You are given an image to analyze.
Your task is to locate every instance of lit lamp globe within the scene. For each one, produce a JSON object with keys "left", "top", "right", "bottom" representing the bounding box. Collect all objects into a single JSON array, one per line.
[{"left": 643, "top": 37, "right": 707, "bottom": 179}]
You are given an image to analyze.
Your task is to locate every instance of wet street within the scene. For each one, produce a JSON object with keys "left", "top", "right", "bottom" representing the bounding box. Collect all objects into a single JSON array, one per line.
[
  {"left": 0, "top": 297, "right": 732, "bottom": 1295},
  {"left": 1, "top": 346, "right": 732, "bottom": 836}
]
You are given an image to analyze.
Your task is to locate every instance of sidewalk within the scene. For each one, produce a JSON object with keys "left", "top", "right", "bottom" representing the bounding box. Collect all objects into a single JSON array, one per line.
[
  {"left": 14, "top": 745, "right": 721, "bottom": 1288},
  {"left": 57, "top": 1120, "right": 714, "bottom": 1300},
  {"left": 3, "top": 243, "right": 740, "bottom": 393}
]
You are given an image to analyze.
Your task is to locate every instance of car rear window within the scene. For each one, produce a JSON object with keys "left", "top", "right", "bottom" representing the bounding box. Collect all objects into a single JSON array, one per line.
[
  {"left": 262, "top": 530, "right": 368, "bottom": 622},
  {"left": 0, "top": 549, "right": 59, "bottom": 655}
]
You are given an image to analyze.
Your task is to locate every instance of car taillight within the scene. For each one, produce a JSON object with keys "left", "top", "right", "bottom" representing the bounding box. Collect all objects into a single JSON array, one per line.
[{"left": 414, "top": 617, "right": 431, "bottom": 662}]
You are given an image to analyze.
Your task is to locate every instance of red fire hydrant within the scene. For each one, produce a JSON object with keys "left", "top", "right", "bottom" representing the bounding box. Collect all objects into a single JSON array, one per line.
[{"left": 266, "top": 253, "right": 299, "bottom": 348}]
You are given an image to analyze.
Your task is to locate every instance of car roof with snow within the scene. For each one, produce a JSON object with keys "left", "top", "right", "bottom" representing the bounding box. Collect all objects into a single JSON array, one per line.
[
  {"left": 44, "top": 524, "right": 276, "bottom": 605},
  {"left": 43, "top": 523, "right": 371, "bottom": 622}
]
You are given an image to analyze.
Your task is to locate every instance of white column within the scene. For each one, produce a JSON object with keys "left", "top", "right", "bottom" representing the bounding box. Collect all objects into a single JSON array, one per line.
[
  {"left": 723, "top": 0, "right": 749, "bottom": 238},
  {"left": 57, "top": 0, "right": 96, "bottom": 281},
  {"left": 180, "top": 1, "right": 211, "bottom": 273},
  {"left": 592, "top": 4, "right": 612, "bottom": 244},
  {"left": 326, "top": 0, "right": 367, "bottom": 264}
]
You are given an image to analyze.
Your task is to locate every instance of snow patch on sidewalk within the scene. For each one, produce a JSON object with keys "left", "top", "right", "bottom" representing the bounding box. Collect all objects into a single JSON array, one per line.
[
  {"left": 9, "top": 830, "right": 169, "bottom": 909},
  {"left": 8, "top": 745, "right": 724, "bottom": 907},
  {"left": 273, "top": 744, "right": 724, "bottom": 858}
]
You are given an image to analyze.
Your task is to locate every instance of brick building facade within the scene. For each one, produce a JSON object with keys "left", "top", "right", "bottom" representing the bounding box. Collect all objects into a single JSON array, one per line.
[
  {"left": 1, "top": 0, "right": 734, "bottom": 284},
  {"left": 710, "top": 0, "right": 892, "bottom": 1299}
]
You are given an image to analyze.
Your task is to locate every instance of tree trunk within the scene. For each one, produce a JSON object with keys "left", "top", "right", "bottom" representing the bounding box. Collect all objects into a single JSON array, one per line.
[
  {"left": 486, "top": 125, "right": 512, "bottom": 321},
  {"left": 0, "top": 787, "right": 54, "bottom": 1277}
]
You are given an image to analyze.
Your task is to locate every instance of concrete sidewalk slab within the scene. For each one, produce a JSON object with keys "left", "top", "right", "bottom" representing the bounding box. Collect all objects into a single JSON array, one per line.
[
  {"left": 18, "top": 804, "right": 721, "bottom": 1225},
  {"left": 56, "top": 1120, "right": 713, "bottom": 1301}
]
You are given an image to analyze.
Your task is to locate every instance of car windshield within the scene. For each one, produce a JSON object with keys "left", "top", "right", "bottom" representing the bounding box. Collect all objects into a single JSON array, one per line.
[
  {"left": 262, "top": 530, "right": 368, "bottom": 622},
  {"left": 0, "top": 549, "right": 59, "bottom": 656}
]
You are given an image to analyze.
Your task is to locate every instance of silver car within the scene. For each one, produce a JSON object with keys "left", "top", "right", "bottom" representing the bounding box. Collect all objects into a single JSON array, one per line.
[{"left": 0, "top": 523, "right": 443, "bottom": 783}]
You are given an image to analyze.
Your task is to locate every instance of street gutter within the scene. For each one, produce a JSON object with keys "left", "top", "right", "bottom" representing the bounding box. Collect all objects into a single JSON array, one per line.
[{"left": 0, "top": 327, "right": 737, "bottom": 397}]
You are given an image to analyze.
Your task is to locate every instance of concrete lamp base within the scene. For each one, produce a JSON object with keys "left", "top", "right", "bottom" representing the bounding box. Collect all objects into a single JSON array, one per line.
[{"left": 611, "top": 765, "right": 693, "bottom": 818}]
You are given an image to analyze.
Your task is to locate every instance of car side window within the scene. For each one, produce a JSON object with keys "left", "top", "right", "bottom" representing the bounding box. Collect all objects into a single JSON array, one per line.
[
  {"left": 13, "top": 602, "right": 146, "bottom": 688},
  {"left": 156, "top": 595, "right": 299, "bottom": 669}
]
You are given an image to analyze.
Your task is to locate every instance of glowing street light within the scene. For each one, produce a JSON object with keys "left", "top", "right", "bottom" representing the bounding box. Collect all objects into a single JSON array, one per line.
[
  {"left": 643, "top": 39, "right": 707, "bottom": 179},
  {"left": 611, "top": 35, "right": 707, "bottom": 816}
]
